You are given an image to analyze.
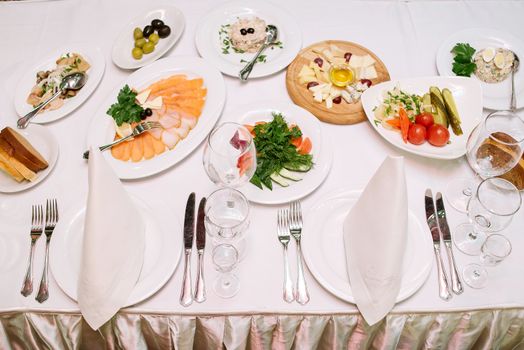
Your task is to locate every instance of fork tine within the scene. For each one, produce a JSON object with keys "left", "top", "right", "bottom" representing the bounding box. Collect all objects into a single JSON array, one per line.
[
  {"left": 54, "top": 199, "right": 58, "bottom": 223},
  {"left": 45, "top": 199, "right": 49, "bottom": 223},
  {"left": 31, "top": 205, "right": 35, "bottom": 225}
]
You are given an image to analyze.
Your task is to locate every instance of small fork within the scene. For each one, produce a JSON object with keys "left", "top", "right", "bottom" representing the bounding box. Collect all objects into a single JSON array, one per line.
[
  {"left": 36, "top": 199, "right": 58, "bottom": 303},
  {"left": 289, "top": 201, "right": 310, "bottom": 305},
  {"left": 83, "top": 121, "right": 162, "bottom": 159},
  {"left": 21, "top": 205, "right": 44, "bottom": 297},
  {"left": 277, "top": 209, "right": 294, "bottom": 303}
]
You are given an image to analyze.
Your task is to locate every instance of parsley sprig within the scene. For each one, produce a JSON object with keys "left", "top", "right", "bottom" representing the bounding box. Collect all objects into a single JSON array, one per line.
[
  {"left": 451, "top": 43, "right": 477, "bottom": 77},
  {"left": 106, "top": 85, "right": 144, "bottom": 126}
]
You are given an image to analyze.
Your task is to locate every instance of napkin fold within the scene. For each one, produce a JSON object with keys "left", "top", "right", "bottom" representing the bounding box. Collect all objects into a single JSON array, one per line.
[
  {"left": 78, "top": 147, "right": 145, "bottom": 330},
  {"left": 343, "top": 156, "right": 407, "bottom": 326}
]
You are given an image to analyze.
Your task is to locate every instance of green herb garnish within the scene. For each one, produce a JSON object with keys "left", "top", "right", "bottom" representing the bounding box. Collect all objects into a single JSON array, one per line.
[
  {"left": 451, "top": 43, "right": 477, "bottom": 77},
  {"left": 106, "top": 85, "right": 144, "bottom": 126}
]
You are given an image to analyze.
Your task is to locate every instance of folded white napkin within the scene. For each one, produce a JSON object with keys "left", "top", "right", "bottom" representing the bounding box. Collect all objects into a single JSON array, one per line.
[
  {"left": 343, "top": 156, "right": 407, "bottom": 326},
  {"left": 78, "top": 147, "right": 145, "bottom": 330}
]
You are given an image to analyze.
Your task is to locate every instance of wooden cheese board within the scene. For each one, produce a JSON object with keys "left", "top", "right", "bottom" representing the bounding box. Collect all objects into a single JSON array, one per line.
[{"left": 286, "top": 40, "right": 390, "bottom": 125}]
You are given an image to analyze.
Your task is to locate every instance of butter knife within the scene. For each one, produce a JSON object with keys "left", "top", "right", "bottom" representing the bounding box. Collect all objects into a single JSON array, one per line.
[
  {"left": 194, "top": 197, "right": 206, "bottom": 303},
  {"left": 436, "top": 192, "right": 463, "bottom": 295},
  {"left": 180, "top": 192, "right": 196, "bottom": 307},
  {"left": 425, "top": 189, "right": 452, "bottom": 301}
]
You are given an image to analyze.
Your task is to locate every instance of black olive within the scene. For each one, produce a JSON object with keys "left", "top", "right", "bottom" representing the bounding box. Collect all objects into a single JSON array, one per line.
[
  {"left": 247, "top": 28, "right": 254, "bottom": 34},
  {"left": 145, "top": 108, "right": 152, "bottom": 116},
  {"left": 151, "top": 19, "right": 164, "bottom": 29},
  {"left": 240, "top": 28, "right": 247, "bottom": 36},
  {"left": 140, "top": 110, "right": 147, "bottom": 120},
  {"left": 143, "top": 25, "right": 154, "bottom": 38},
  {"left": 158, "top": 25, "right": 171, "bottom": 38}
]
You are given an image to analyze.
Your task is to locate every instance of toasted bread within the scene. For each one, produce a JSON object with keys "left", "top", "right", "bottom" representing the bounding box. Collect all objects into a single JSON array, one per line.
[
  {"left": 0, "top": 127, "right": 48, "bottom": 170},
  {"left": 0, "top": 146, "right": 36, "bottom": 182},
  {"left": 0, "top": 159, "right": 24, "bottom": 182},
  {"left": 0, "top": 137, "right": 42, "bottom": 172}
]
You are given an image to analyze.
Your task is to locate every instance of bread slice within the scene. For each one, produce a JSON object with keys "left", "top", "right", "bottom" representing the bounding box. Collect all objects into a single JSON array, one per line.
[
  {"left": 0, "top": 127, "right": 48, "bottom": 170},
  {"left": 0, "top": 137, "right": 42, "bottom": 172},
  {"left": 0, "top": 158, "right": 24, "bottom": 182},
  {"left": 0, "top": 146, "right": 36, "bottom": 182}
]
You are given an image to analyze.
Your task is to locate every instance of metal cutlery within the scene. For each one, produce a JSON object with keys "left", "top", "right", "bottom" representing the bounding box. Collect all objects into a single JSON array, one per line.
[
  {"left": 277, "top": 209, "right": 295, "bottom": 303},
  {"left": 425, "top": 189, "right": 452, "bottom": 301},
  {"left": 238, "top": 25, "right": 279, "bottom": 81},
  {"left": 435, "top": 192, "right": 463, "bottom": 295},
  {"left": 21, "top": 205, "right": 44, "bottom": 297},
  {"left": 289, "top": 201, "right": 310, "bottom": 305},
  {"left": 36, "top": 199, "right": 58, "bottom": 303},
  {"left": 194, "top": 197, "right": 207, "bottom": 303},
  {"left": 82, "top": 121, "right": 162, "bottom": 159},
  {"left": 510, "top": 52, "right": 520, "bottom": 112},
  {"left": 180, "top": 192, "right": 196, "bottom": 307}
]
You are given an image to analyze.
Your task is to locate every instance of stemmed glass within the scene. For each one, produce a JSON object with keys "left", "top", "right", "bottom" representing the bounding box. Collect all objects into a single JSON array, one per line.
[
  {"left": 453, "top": 177, "right": 521, "bottom": 255},
  {"left": 212, "top": 243, "right": 240, "bottom": 298},
  {"left": 446, "top": 110, "right": 524, "bottom": 213}
]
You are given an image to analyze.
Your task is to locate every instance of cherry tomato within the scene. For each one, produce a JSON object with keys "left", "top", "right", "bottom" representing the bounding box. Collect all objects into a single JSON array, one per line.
[
  {"left": 407, "top": 124, "right": 426, "bottom": 145},
  {"left": 415, "top": 112, "right": 434, "bottom": 128},
  {"left": 427, "top": 124, "right": 450, "bottom": 147}
]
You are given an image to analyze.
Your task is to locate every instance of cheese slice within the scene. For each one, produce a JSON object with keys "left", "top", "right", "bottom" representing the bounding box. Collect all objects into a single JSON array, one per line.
[
  {"left": 299, "top": 75, "right": 318, "bottom": 84},
  {"left": 326, "top": 98, "right": 333, "bottom": 109},
  {"left": 348, "top": 55, "right": 363, "bottom": 68},
  {"left": 313, "top": 91, "right": 323, "bottom": 102},
  {"left": 136, "top": 89, "right": 151, "bottom": 105},
  {"left": 142, "top": 96, "right": 163, "bottom": 110},
  {"left": 361, "top": 55, "right": 376, "bottom": 67},
  {"left": 299, "top": 65, "right": 315, "bottom": 77},
  {"left": 329, "top": 45, "right": 345, "bottom": 57},
  {"left": 361, "top": 66, "right": 378, "bottom": 79}
]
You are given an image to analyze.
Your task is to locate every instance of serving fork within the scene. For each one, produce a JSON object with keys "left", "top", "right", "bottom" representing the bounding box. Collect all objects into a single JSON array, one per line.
[
  {"left": 36, "top": 199, "right": 58, "bottom": 303},
  {"left": 21, "top": 205, "right": 44, "bottom": 297},
  {"left": 289, "top": 201, "right": 310, "bottom": 305},
  {"left": 82, "top": 121, "right": 162, "bottom": 159},
  {"left": 277, "top": 209, "right": 294, "bottom": 303}
]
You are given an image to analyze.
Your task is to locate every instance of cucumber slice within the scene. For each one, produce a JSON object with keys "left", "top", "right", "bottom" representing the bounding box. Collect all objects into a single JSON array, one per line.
[
  {"left": 270, "top": 173, "right": 290, "bottom": 187},
  {"left": 279, "top": 169, "right": 304, "bottom": 181},
  {"left": 283, "top": 163, "right": 312, "bottom": 172}
]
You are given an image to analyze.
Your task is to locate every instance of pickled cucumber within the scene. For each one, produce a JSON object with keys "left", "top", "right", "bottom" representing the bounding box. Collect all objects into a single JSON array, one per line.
[
  {"left": 429, "top": 87, "right": 449, "bottom": 128},
  {"left": 442, "top": 88, "right": 463, "bottom": 136}
]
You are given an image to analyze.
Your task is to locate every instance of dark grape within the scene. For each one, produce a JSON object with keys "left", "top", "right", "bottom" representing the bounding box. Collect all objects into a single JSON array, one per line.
[
  {"left": 313, "top": 57, "right": 323, "bottom": 67},
  {"left": 360, "top": 79, "right": 372, "bottom": 87},
  {"left": 306, "top": 82, "right": 319, "bottom": 89},
  {"left": 333, "top": 96, "right": 342, "bottom": 104},
  {"left": 344, "top": 52, "right": 352, "bottom": 62}
]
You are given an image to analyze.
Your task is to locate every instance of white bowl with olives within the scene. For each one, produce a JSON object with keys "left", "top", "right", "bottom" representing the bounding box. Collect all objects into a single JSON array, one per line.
[{"left": 112, "top": 6, "right": 185, "bottom": 69}]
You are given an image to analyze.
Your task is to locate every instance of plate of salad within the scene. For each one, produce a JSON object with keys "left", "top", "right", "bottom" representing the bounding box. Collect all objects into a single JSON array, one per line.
[{"left": 233, "top": 101, "right": 332, "bottom": 204}]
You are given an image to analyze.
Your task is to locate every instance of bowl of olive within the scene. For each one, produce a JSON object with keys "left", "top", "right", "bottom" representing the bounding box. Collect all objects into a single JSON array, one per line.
[{"left": 112, "top": 6, "right": 185, "bottom": 69}]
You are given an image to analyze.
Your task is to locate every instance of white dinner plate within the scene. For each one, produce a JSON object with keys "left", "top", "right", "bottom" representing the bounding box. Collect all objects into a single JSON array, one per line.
[
  {"left": 14, "top": 44, "right": 105, "bottom": 124},
  {"left": 436, "top": 28, "right": 524, "bottom": 110},
  {"left": 0, "top": 124, "right": 59, "bottom": 193},
  {"left": 112, "top": 6, "right": 185, "bottom": 70},
  {"left": 50, "top": 195, "right": 181, "bottom": 306},
  {"left": 235, "top": 101, "right": 332, "bottom": 204},
  {"left": 302, "top": 189, "right": 433, "bottom": 303},
  {"left": 361, "top": 76, "right": 482, "bottom": 160},
  {"left": 195, "top": 0, "right": 302, "bottom": 78},
  {"left": 86, "top": 56, "right": 226, "bottom": 180}
]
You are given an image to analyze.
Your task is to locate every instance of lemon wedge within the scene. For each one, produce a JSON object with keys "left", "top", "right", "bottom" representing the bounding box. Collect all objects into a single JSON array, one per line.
[
  {"left": 115, "top": 121, "right": 133, "bottom": 138},
  {"left": 494, "top": 52, "right": 506, "bottom": 69},
  {"left": 481, "top": 47, "right": 495, "bottom": 63}
]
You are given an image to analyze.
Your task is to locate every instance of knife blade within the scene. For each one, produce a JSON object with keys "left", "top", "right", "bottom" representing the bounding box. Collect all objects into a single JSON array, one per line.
[
  {"left": 425, "top": 189, "right": 452, "bottom": 301},
  {"left": 194, "top": 197, "right": 207, "bottom": 303},
  {"left": 436, "top": 192, "right": 463, "bottom": 295},
  {"left": 180, "top": 192, "right": 196, "bottom": 307}
]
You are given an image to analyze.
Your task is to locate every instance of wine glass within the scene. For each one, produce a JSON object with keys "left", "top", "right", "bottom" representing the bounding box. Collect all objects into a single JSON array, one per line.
[
  {"left": 462, "top": 234, "right": 512, "bottom": 289},
  {"left": 453, "top": 177, "right": 521, "bottom": 255},
  {"left": 212, "top": 243, "right": 240, "bottom": 298},
  {"left": 446, "top": 110, "right": 524, "bottom": 212},
  {"left": 203, "top": 122, "right": 257, "bottom": 188}
]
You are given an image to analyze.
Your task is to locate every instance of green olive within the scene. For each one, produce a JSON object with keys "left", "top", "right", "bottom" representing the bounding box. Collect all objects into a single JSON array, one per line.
[
  {"left": 135, "top": 38, "right": 146, "bottom": 48},
  {"left": 133, "top": 27, "right": 143, "bottom": 40},
  {"left": 132, "top": 47, "right": 143, "bottom": 60},
  {"left": 149, "top": 33, "right": 160, "bottom": 44},
  {"left": 142, "top": 41, "right": 155, "bottom": 54}
]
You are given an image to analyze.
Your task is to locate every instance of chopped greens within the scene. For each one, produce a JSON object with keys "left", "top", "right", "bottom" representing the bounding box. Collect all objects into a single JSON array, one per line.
[
  {"left": 106, "top": 85, "right": 144, "bottom": 126},
  {"left": 240, "top": 54, "right": 267, "bottom": 64},
  {"left": 451, "top": 43, "right": 477, "bottom": 77}
]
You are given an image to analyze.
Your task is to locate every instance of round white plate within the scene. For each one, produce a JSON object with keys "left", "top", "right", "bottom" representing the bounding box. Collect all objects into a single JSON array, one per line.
[
  {"left": 0, "top": 124, "right": 59, "bottom": 193},
  {"left": 49, "top": 195, "right": 181, "bottom": 306},
  {"left": 302, "top": 189, "right": 433, "bottom": 303},
  {"left": 112, "top": 6, "right": 185, "bottom": 70},
  {"left": 436, "top": 28, "right": 524, "bottom": 110},
  {"left": 195, "top": 0, "right": 302, "bottom": 78},
  {"left": 361, "top": 76, "right": 482, "bottom": 160},
  {"left": 86, "top": 56, "right": 226, "bottom": 180},
  {"left": 235, "top": 101, "right": 332, "bottom": 204},
  {"left": 14, "top": 44, "right": 105, "bottom": 124}
]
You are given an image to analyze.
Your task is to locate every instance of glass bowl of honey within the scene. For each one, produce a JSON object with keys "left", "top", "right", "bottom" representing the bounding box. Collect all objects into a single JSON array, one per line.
[{"left": 329, "top": 64, "right": 355, "bottom": 87}]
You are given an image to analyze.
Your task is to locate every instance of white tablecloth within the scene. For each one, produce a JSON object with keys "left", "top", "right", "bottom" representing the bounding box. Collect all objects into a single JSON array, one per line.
[{"left": 0, "top": 0, "right": 523, "bottom": 317}]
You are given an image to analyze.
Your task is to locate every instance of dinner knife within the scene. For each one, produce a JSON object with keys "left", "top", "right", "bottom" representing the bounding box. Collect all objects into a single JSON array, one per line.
[
  {"left": 425, "top": 189, "right": 452, "bottom": 301},
  {"left": 435, "top": 192, "right": 464, "bottom": 295},
  {"left": 180, "top": 192, "right": 196, "bottom": 307},
  {"left": 194, "top": 197, "right": 206, "bottom": 303}
]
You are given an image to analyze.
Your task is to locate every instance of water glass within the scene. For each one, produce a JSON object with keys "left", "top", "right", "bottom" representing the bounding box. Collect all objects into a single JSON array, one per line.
[{"left": 212, "top": 244, "right": 240, "bottom": 298}]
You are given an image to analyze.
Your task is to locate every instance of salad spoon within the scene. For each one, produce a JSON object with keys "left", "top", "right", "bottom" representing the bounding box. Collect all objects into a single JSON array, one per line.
[
  {"left": 239, "top": 25, "right": 278, "bottom": 81},
  {"left": 510, "top": 53, "right": 520, "bottom": 112},
  {"left": 17, "top": 72, "right": 87, "bottom": 129}
]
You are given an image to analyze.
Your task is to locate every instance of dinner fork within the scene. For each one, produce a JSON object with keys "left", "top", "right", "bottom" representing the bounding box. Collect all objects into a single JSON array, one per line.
[
  {"left": 289, "top": 201, "right": 310, "bottom": 305},
  {"left": 277, "top": 209, "right": 295, "bottom": 303},
  {"left": 21, "top": 205, "right": 44, "bottom": 297},
  {"left": 82, "top": 121, "right": 162, "bottom": 159},
  {"left": 36, "top": 199, "right": 58, "bottom": 303}
]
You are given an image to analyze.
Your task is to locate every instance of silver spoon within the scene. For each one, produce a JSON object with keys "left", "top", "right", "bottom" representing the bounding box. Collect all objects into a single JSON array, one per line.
[
  {"left": 239, "top": 25, "right": 278, "bottom": 81},
  {"left": 17, "top": 72, "right": 87, "bottom": 129},
  {"left": 510, "top": 53, "right": 520, "bottom": 112}
]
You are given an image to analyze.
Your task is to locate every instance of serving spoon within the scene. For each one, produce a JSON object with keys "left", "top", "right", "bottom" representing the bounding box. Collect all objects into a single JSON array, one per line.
[
  {"left": 238, "top": 25, "right": 278, "bottom": 81},
  {"left": 510, "top": 53, "right": 520, "bottom": 112},
  {"left": 17, "top": 72, "right": 87, "bottom": 129}
]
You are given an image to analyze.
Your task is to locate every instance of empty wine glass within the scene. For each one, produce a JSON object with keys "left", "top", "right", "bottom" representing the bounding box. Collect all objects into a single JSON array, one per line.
[
  {"left": 462, "top": 234, "right": 512, "bottom": 289},
  {"left": 446, "top": 110, "right": 524, "bottom": 212},
  {"left": 212, "top": 243, "right": 240, "bottom": 298},
  {"left": 203, "top": 122, "right": 257, "bottom": 188},
  {"left": 453, "top": 177, "right": 521, "bottom": 255}
]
